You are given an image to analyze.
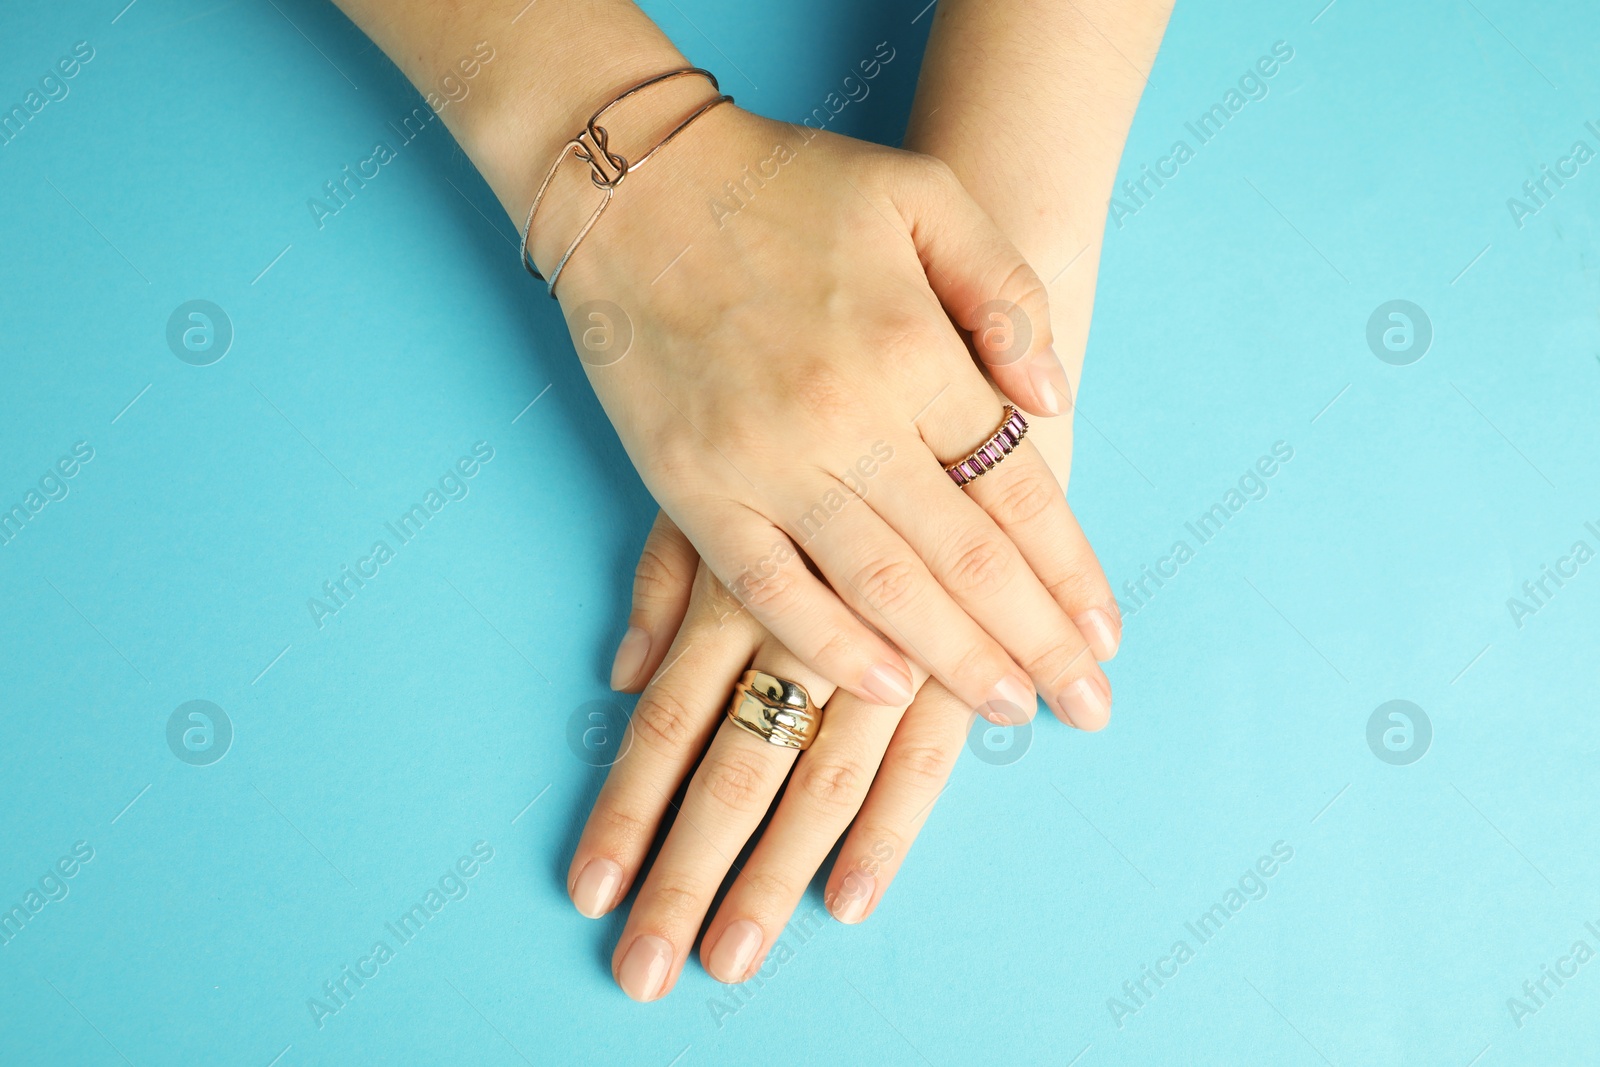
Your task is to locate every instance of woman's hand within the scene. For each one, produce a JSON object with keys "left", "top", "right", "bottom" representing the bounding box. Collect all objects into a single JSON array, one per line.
[
  {"left": 326, "top": 0, "right": 1108, "bottom": 721},
  {"left": 547, "top": 104, "right": 1111, "bottom": 725},
  {"left": 576, "top": 490, "right": 1116, "bottom": 1001}
]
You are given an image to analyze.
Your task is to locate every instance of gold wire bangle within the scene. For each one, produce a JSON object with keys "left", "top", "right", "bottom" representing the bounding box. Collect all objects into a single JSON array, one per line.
[{"left": 518, "top": 67, "right": 732, "bottom": 297}]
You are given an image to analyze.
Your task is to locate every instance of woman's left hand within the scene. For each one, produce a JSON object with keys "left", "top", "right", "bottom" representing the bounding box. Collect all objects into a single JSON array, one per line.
[{"left": 572, "top": 493, "right": 1116, "bottom": 1001}]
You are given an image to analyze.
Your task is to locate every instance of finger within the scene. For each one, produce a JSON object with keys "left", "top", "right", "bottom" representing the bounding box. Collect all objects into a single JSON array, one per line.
[
  {"left": 905, "top": 393, "right": 1114, "bottom": 729},
  {"left": 948, "top": 419, "right": 1119, "bottom": 724},
  {"left": 963, "top": 440, "right": 1120, "bottom": 663},
  {"left": 827, "top": 678, "right": 970, "bottom": 923},
  {"left": 568, "top": 567, "right": 761, "bottom": 920},
  {"left": 611, "top": 643, "right": 829, "bottom": 1002},
  {"left": 700, "top": 685, "right": 908, "bottom": 983},
  {"left": 793, "top": 487, "right": 1037, "bottom": 725},
  {"left": 611, "top": 511, "right": 700, "bottom": 691},
  {"left": 893, "top": 154, "right": 1068, "bottom": 418},
  {"left": 696, "top": 504, "right": 914, "bottom": 706}
]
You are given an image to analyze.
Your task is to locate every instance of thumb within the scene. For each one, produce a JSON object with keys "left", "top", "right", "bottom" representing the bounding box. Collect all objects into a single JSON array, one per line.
[{"left": 896, "top": 156, "right": 1070, "bottom": 417}]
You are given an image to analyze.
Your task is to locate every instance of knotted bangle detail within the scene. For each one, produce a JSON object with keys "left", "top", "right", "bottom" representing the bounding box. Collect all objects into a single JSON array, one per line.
[{"left": 518, "top": 67, "right": 732, "bottom": 297}]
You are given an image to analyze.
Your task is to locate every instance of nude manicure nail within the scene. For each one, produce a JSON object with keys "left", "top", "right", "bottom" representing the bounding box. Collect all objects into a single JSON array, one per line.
[
  {"left": 609, "top": 627, "right": 651, "bottom": 690},
  {"left": 571, "top": 857, "right": 623, "bottom": 919},
  {"left": 979, "top": 675, "right": 1035, "bottom": 724},
  {"left": 1053, "top": 674, "right": 1111, "bottom": 730},
  {"left": 1028, "top": 346, "right": 1073, "bottom": 417},
  {"left": 832, "top": 871, "right": 875, "bottom": 924},
  {"left": 707, "top": 920, "right": 763, "bottom": 984},
  {"left": 861, "top": 662, "right": 914, "bottom": 706},
  {"left": 1075, "top": 608, "right": 1121, "bottom": 661},
  {"left": 617, "top": 934, "right": 673, "bottom": 1002}
]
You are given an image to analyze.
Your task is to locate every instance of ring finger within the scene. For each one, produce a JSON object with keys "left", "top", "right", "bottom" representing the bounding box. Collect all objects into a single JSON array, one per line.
[{"left": 610, "top": 642, "right": 833, "bottom": 1002}]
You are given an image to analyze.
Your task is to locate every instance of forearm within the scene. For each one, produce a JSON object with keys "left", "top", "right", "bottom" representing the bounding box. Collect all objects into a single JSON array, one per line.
[
  {"left": 906, "top": 0, "right": 1173, "bottom": 385},
  {"left": 328, "top": 0, "right": 686, "bottom": 222}
]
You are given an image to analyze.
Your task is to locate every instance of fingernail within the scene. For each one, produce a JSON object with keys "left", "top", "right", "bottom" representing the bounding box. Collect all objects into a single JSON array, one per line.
[
  {"left": 1053, "top": 674, "right": 1111, "bottom": 730},
  {"left": 571, "top": 857, "right": 623, "bottom": 919},
  {"left": 1027, "top": 346, "right": 1072, "bottom": 417},
  {"left": 1075, "top": 608, "right": 1121, "bottom": 661},
  {"left": 832, "top": 871, "right": 875, "bottom": 924},
  {"left": 861, "top": 662, "right": 914, "bottom": 706},
  {"left": 979, "top": 675, "right": 1035, "bottom": 725},
  {"left": 617, "top": 934, "right": 673, "bottom": 1002},
  {"left": 609, "top": 627, "right": 651, "bottom": 690},
  {"left": 707, "top": 920, "right": 764, "bottom": 983}
]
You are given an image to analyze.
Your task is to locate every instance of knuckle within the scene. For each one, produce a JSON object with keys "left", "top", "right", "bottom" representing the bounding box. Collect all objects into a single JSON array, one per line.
[
  {"left": 854, "top": 556, "right": 923, "bottom": 614},
  {"left": 1047, "top": 569, "right": 1106, "bottom": 613},
  {"left": 840, "top": 825, "right": 906, "bottom": 880},
  {"left": 736, "top": 563, "right": 798, "bottom": 615},
  {"left": 630, "top": 687, "right": 702, "bottom": 751},
  {"left": 734, "top": 556, "right": 797, "bottom": 610},
  {"left": 642, "top": 880, "right": 704, "bottom": 926},
  {"left": 890, "top": 741, "right": 958, "bottom": 788},
  {"left": 947, "top": 642, "right": 1009, "bottom": 694},
  {"left": 732, "top": 866, "right": 794, "bottom": 906},
  {"left": 998, "top": 259, "right": 1049, "bottom": 317},
  {"left": 808, "top": 627, "right": 858, "bottom": 672},
  {"left": 698, "top": 748, "right": 773, "bottom": 812},
  {"left": 633, "top": 545, "right": 692, "bottom": 606},
  {"left": 944, "top": 532, "right": 1010, "bottom": 595},
  {"left": 794, "top": 756, "right": 868, "bottom": 810},
  {"left": 592, "top": 803, "right": 654, "bottom": 851},
  {"left": 809, "top": 625, "right": 855, "bottom": 664},
  {"left": 984, "top": 469, "right": 1060, "bottom": 529},
  {"left": 1031, "top": 641, "right": 1095, "bottom": 687}
]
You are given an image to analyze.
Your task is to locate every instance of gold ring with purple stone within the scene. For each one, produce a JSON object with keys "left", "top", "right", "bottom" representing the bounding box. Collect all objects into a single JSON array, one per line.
[{"left": 944, "top": 405, "right": 1029, "bottom": 488}]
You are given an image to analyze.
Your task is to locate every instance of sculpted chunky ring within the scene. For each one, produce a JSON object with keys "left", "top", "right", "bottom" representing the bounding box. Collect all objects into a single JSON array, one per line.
[
  {"left": 725, "top": 670, "right": 819, "bottom": 750},
  {"left": 944, "top": 405, "right": 1029, "bottom": 487}
]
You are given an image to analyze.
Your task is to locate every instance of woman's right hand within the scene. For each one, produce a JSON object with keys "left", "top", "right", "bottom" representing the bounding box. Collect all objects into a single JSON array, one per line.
[{"left": 547, "top": 104, "right": 1112, "bottom": 725}]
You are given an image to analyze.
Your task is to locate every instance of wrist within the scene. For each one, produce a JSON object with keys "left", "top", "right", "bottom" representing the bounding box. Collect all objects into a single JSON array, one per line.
[
  {"left": 538, "top": 104, "right": 788, "bottom": 302},
  {"left": 521, "top": 71, "right": 732, "bottom": 284},
  {"left": 445, "top": 4, "right": 688, "bottom": 225}
]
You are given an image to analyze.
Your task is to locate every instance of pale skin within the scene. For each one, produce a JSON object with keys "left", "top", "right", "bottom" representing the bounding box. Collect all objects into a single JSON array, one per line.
[
  {"left": 337, "top": 0, "right": 1118, "bottom": 726},
  {"left": 328, "top": 0, "right": 1171, "bottom": 1001},
  {"left": 591, "top": 0, "right": 1173, "bottom": 1001}
]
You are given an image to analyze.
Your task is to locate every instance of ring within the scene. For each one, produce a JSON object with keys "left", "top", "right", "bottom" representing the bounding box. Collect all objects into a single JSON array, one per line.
[
  {"left": 725, "top": 670, "right": 820, "bottom": 750},
  {"left": 943, "top": 404, "right": 1029, "bottom": 487}
]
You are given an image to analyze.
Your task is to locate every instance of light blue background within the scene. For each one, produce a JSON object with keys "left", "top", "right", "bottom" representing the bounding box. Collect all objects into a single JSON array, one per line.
[{"left": 3, "top": 0, "right": 1598, "bottom": 1064}]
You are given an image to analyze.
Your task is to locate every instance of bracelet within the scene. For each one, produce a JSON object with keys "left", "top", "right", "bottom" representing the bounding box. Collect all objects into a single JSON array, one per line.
[{"left": 519, "top": 67, "right": 732, "bottom": 297}]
